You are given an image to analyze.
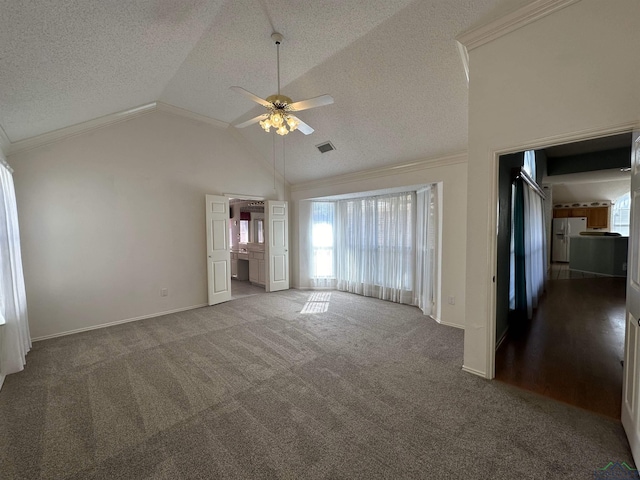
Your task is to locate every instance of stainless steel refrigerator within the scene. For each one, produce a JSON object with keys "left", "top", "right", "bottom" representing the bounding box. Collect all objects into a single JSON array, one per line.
[{"left": 552, "top": 217, "right": 587, "bottom": 262}]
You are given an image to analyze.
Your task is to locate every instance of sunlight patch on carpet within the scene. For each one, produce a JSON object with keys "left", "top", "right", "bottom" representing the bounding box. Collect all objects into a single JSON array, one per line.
[{"left": 301, "top": 292, "right": 332, "bottom": 313}]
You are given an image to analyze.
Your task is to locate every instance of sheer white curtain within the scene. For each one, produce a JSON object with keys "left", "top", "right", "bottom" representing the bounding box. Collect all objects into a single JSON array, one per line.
[
  {"left": 414, "top": 185, "right": 438, "bottom": 315},
  {"left": 522, "top": 183, "right": 546, "bottom": 319},
  {"left": 336, "top": 192, "right": 415, "bottom": 304},
  {"left": 309, "top": 202, "right": 336, "bottom": 288},
  {"left": 0, "top": 160, "right": 30, "bottom": 379}
]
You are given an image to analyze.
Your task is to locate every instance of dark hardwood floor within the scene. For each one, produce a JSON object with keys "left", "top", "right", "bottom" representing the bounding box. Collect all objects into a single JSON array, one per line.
[{"left": 495, "top": 265, "right": 626, "bottom": 419}]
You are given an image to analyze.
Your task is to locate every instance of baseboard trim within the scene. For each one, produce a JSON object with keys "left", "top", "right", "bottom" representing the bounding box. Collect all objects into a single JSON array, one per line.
[
  {"left": 436, "top": 318, "right": 464, "bottom": 330},
  {"left": 462, "top": 365, "right": 488, "bottom": 378},
  {"left": 0, "top": 374, "right": 5, "bottom": 392},
  {"left": 32, "top": 303, "right": 208, "bottom": 342}
]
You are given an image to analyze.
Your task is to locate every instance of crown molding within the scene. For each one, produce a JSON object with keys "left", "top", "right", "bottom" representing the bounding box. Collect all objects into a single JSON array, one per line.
[
  {"left": 155, "top": 102, "right": 228, "bottom": 129},
  {"left": 6, "top": 102, "right": 231, "bottom": 157},
  {"left": 8, "top": 103, "right": 157, "bottom": 156},
  {"left": 457, "top": 0, "right": 580, "bottom": 52},
  {"left": 456, "top": 41, "right": 469, "bottom": 84},
  {"left": 291, "top": 152, "right": 467, "bottom": 193}
]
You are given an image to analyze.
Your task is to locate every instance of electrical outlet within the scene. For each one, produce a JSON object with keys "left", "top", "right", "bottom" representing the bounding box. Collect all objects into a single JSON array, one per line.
[
  {"left": 448, "top": 296, "right": 455, "bottom": 305},
  {"left": 160, "top": 288, "right": 168, "bottom": 297}
]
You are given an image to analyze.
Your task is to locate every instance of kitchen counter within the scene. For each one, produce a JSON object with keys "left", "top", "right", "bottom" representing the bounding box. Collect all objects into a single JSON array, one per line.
[{"left": 569, "top": 235, "right": 628, "bottom": 277}]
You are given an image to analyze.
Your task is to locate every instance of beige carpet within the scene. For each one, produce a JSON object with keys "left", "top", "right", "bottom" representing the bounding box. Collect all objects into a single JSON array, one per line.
[{"left": 0, "top": 289, "right": 634, "bottom": 479}]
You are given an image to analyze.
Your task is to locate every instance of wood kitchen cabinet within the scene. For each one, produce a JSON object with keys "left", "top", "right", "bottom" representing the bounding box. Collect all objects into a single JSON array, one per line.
[
  {"left": 553, "top": 206, "right": 610, "bottom": 229},
  {"left": 587, "top": 207, "right": 609, "bottom": 229},
  {"left": 571, "top": 208, "right": 588, "bottom": 217}
]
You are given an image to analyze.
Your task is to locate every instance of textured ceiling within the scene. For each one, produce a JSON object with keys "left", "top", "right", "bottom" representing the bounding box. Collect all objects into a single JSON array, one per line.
[{"left": 0, "top": 0, "right": 520, "bottom": 183}]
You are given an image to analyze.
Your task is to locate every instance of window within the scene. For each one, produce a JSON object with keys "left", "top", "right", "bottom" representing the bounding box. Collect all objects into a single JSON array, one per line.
[
  {"left": 310, "top": 202, "right": 335, "bottom": 279},
  {"left": 612, "top": 192, "right": 631, "bottom": 236},
  {"left": 336, "top": 192, "right": 415, "bottom": 302},
  {"left": 239, "top": 220, "right": 249, "bottom": 243},
  {"left": 523, "top": 150, "right": 536, "bottom": 181},
  {"left": 255, "top": 219, "right": 265, "bottom": 244}
]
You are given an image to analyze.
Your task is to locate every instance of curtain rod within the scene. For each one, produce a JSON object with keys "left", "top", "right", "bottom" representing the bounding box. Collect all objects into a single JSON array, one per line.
[{"left": 515, "top": 168, "right": 545, "bottom": 199}]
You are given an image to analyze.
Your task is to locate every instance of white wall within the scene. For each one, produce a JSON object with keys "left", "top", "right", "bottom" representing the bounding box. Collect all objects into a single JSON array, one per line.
[
  {"left": 290, "top": 154, "right": 468, "bottom": 328},
  {"left": 464, "top": 0, "right": 640, "bottom": 376},
  {"left": 10, "top": 110, "right": 282, "bottom": 339}
]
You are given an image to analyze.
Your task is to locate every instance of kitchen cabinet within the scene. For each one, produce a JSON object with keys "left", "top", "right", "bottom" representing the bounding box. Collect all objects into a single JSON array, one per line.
[
  {"left": 248, "top": 250, "right": 265, "bottom": 286},
  {"left": 587, "top": 207, "right": 609, "bottom": 229},
  {"left": 571, "top": 208, "right": 588, "bottom": 217},
  {"left": 553, "top": 206, "right": 610, "bottom": 229}
]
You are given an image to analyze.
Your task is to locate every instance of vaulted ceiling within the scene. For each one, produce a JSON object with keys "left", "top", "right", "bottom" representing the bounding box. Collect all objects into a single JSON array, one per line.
[{"left": 0, "top": 0, "right": 525, "bottom": 183}]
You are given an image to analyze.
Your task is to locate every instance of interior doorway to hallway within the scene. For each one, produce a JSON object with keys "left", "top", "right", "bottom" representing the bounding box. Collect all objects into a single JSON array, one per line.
[{"left": 494, "top": 133, "right": 631, "bottom": 418}]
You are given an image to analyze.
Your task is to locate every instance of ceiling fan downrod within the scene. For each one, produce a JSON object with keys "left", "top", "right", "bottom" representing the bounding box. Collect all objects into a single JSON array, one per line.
[{"left": 272, "top": 32, "right": 283, "bottom": 96}]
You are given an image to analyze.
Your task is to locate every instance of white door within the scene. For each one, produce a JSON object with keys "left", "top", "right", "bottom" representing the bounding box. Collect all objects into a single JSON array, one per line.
[
  {"left": 623, "top": 130, "right": 640, "bottom": 462},
  {"left": 205, "top": 194, "right": 231, "bottom": 305},
  {"left": 265, "top": 200, "right": 289, "bottom": 292}
]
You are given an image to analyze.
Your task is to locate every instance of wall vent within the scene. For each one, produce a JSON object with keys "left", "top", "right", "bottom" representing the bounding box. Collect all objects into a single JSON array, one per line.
[{"left": 316, "top": 141, "right": 335, "bottom": 153}]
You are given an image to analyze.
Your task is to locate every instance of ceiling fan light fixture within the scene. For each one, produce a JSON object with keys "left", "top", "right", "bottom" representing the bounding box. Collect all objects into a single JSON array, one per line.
[
  {"left": 259, "top": 109, "right": 299, "bottom": 135},
  {"left": 230, "top": 33, "right": 333, "bottom": 136}
]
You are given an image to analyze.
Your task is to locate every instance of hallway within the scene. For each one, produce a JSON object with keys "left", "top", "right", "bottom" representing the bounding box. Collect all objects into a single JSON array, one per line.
[{"left": 495, "top": 269, "right": 626, "bottom": 418}]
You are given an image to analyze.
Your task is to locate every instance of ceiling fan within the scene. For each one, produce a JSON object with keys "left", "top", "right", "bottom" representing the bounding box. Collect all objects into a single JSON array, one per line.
[{"left": 230, "top": 33, "right": 334, "bottom": 136}]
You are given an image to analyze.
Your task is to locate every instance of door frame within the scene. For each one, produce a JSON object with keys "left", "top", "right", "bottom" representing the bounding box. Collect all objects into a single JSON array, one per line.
[
  {"left": 224, "top": 193, "right": 267, "bottom": 290},
  {"left": 487, "top": 122, "right": 637, "bottom": 379}
]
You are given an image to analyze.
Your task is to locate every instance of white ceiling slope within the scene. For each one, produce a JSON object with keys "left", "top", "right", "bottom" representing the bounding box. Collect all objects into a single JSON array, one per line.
[
  {"left": 1, "top": 0, "right": 522, "bottom": 183},
  {"left": 0, "top": 0, "right": 226, "bottom": 142}
]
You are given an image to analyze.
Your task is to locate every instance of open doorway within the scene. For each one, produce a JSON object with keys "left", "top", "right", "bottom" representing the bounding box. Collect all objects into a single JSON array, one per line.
[
  {"left": 229, "top": 197, "right": 267, "bottom": 300},
  {"left": 494, "top": 133, "right": 632, "bottom": 418}
]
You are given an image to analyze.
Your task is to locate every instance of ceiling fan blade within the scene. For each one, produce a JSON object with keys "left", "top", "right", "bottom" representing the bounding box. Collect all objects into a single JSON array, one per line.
[
  {"left": 233, "top": 113, "right": 268, "bottom": 128},
  {"left": 288, "top": 95, "right": 334, "bottom": 112},
  {"left": 230, "top": 86, "right": 272, "bottom": 108},
  {"left": 291, "top": 116, "right": 314, "bottom": 135}
]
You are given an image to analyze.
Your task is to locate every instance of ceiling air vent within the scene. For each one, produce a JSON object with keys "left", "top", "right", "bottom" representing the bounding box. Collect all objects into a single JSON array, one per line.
[{"left": 316, "top": 141, "right": 335, "bottom": 154}]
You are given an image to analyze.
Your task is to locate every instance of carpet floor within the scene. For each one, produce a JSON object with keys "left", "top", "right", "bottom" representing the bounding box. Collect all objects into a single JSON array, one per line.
[{"left": 0, "top": 289, "right": 634, "bottom": 479}]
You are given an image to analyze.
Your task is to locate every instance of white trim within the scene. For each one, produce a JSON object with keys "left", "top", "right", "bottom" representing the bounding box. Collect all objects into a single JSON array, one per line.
[
  {"left": 5, "top": 101, "right": 232, "bottom": 157},
  {"left": 291, "top": 152, "right": 467, "bottom": 193},
  {"left": 437, "top": 319, "right": 464, "bottom": 330},
  {"left": 457, "top": 0, "right": 580, "bottom": 51},
  {"left": 0, "top": 125, "right": 10, "bottom": 157},
  {"left": 484, "top": 121, "right": 638, "bottom": 381},
  {"left": 225, "top": 193, "right": 266, "bottom": 201},
  {"left": 456, "top": 41, "right": 469, "bottom": 83},
  {"left": 0, "top": 374, "right": 5, "bottom": 392},
  {"left": 8, "top": 103, "right": 158, "bottom": 156},
  {"left": 494, "top": 122, "right": 637, "bottom": 155},
  {"left": 156, "top": 102, "right": 228, "bottom": 129},
  {"left": 32, "top": 303, "right": 207, "bottom": 342},
  {"left": 462, "top": 365, "right": 487, "bottom": 378}
]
